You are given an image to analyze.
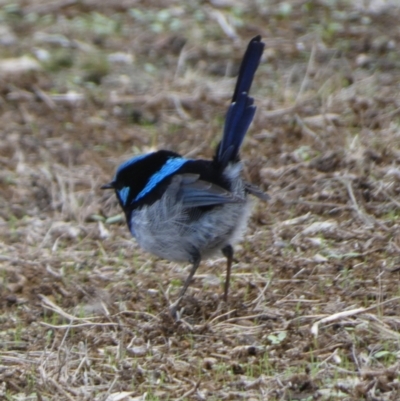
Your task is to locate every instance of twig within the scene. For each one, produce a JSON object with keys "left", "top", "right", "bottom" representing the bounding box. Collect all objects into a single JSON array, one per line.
[
  {"left": 33, "top": 85, "right": 57, "bottom": 110},
  {"left": 209, "top": 9, "right": 237, "bottom": 40},
  {"left": 207, "top": 308, "right": 238, "bottom": 325},
  {"left": 341, "top": 178, "right": 374, "bottom": 226},
  {"left": 40, "top": 322, "right": 121, "bottom": 329},
  {"left": 176, "top": 381, "right": 201, "bottom": 401},
  {"left": 40, "top": 294, "right": 96, "bottom": 322},
  {"left": 245, "top": 278, "right": 272, "bottom": 308},
  {"left": 294, "top": 114, "right": 324, "bottom": 145},
  {"left": 311, "top": 307, "right": 366, "bottom": 337},
  {"left": 295, "top": 44, "right": 316, "bottom": 104},
  {"left": 48, "top": 378, "right": 76, "bottom": 401},
  {"left": 311, "top": 296, "right": 400, "bottom": 336}
]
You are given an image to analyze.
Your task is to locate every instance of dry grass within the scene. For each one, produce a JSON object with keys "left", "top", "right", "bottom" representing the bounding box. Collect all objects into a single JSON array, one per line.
[{"left": 1, "top": 0, "right": 400, "bottom": 400}]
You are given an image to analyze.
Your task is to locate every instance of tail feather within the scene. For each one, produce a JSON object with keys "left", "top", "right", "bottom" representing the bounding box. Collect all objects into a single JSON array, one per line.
[{"left": 216, "top": 35, "right": 264, "bottom": 168}]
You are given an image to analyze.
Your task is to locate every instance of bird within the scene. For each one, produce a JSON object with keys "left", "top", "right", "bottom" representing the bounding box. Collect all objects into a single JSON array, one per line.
[{"left": 102, "top": 36, "right": 268, "bottom": 317}]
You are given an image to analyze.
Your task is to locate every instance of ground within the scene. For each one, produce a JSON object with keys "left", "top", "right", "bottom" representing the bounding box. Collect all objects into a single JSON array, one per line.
[{"left": 1, "top": 0, "right": 400, "bottom": 400}]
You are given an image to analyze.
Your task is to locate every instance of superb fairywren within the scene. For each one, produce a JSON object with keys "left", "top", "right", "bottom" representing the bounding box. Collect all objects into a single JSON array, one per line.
[{"left": 102, "top": 36, "right": 268, "bottom": 316}]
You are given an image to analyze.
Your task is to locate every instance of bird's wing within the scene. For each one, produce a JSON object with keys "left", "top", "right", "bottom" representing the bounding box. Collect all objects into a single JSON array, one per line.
[
  {"left": 244, "top": 181, "right": 270, "bottom": 201},
  {"left": 170, "top": 174, "right": 244, "bottom": 208}
]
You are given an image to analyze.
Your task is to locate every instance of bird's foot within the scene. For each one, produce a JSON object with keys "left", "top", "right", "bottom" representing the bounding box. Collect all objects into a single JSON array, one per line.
[{"left": 168, "top": 297, "right": 182, "bottom": 320}]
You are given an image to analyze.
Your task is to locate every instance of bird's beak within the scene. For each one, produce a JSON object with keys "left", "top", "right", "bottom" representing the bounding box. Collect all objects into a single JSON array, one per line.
[{"left": 101, "top": 182, "right": 115, "bottom": 190}]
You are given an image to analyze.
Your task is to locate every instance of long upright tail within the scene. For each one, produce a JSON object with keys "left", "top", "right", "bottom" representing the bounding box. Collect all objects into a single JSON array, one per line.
[{"left": 215, "top": 36, "right": 264, "bottom": 169}]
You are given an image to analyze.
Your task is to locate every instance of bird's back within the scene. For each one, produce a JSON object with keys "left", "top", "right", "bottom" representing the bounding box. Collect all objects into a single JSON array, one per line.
[{"left": 130, "top": 162, "right": 251, "bottom": 262}]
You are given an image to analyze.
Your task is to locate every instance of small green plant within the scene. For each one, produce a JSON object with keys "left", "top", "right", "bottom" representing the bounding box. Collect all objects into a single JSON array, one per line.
[
  {"left": 129, "top": 8, "right": 183, "bottom": 33},
  {"left": 71, "top": 12, "right": 121, "bottom": 37},
  {"left": 268, "top": 331, "right": 287, "bottom": 345}
]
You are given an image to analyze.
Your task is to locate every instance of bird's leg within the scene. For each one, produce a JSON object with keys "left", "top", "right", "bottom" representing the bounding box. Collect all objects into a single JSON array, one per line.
[
  {"left": 222, "top": 244, "right": 234, "bottom": 302},
  {"left": 169, "top": 251, "right": 201, "bottom": 318}
]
